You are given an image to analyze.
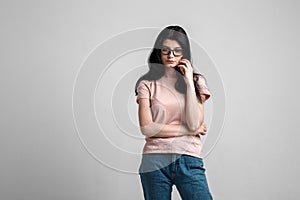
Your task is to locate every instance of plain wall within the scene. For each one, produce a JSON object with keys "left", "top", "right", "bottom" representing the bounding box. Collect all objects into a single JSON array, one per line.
[{"left": 1, "top": 0, "right": 300, "bottom": 199}]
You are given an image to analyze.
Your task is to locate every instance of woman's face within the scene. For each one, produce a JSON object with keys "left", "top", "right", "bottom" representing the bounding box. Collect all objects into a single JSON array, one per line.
[{"left": 160, "top": 39, "right": 183, "bottom": 68}]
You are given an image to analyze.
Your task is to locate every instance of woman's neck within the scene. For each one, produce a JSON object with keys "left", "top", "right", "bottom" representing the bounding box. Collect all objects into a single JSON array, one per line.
[{"left": 163, "top": 67, "right": 177, "bottom": 78}]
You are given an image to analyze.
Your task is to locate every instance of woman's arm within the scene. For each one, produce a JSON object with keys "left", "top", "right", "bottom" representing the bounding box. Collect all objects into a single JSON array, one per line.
[
  {"left": 177, "top": 59, "right": 204, "bottom": 132},
  {"left": 185, "top": 80, "right": 204, "bottom": 131},
  {"left": 138, "top": 98, "right": 198, "bottom": 138}
]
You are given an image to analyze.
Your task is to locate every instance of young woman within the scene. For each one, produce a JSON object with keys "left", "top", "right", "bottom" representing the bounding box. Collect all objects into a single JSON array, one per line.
[{"left": 135, "top": 25, "right": 213, "bottom": 200}]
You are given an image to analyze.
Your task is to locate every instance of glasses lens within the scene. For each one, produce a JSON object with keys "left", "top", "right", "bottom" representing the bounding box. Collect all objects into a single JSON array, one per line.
[
  {"left": 173, "top": 49, "right": 183, "bottom": 56},
  {"left": 161, "top": 47, "right": 170, "bottom": 55},
  {"left": 161, "top": 47, "right": 183, "bottom": 56}
]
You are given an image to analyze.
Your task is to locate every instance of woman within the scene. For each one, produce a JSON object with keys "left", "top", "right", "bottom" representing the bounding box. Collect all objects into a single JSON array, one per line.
[{"left": 135, "top": 25, "right": 213, "bottom": 200}]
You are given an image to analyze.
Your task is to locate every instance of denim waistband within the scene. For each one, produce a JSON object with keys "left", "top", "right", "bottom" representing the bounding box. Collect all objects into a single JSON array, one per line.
[{"left": 139, "top": 153, "right": 202, "bottom": 173}]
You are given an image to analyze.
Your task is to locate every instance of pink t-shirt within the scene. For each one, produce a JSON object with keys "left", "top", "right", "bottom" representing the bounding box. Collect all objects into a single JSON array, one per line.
[{"left": 136, "top": 74, "right": 211, "bottom": 158}]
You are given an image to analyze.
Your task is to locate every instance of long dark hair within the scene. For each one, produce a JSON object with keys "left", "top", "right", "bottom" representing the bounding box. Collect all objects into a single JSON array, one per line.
[{"left": 134, "top": 25, "right": 203, "bottom": 103}]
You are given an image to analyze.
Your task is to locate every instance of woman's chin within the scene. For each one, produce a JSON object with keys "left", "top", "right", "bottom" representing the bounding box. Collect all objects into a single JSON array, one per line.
[{"left": 164, "top": 63, "right": 177, "bottom": 68}]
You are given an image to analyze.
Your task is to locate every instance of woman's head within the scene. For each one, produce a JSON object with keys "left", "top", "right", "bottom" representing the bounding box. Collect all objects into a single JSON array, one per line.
[
  {"left": 149, "top": 25, "right": 191, "bottom": 66},
  {"left": 160, "top": 39, "right": 183, "bottom": 68}
]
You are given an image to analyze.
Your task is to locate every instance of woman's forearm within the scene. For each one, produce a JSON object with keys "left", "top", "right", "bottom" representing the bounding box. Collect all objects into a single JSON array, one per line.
[
  {"left": 140, "top": 122, "right": 197, "bottom": 138},
  {"left": 185, "top": 80, "right": 204, "bottom": 131}
]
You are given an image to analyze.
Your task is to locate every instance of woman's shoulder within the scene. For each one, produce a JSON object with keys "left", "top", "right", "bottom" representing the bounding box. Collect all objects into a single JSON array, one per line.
[
  {"left": 193, "top": 73, "right": 209, "bottom": 86},
  {"left": 193, "top": 73, "right": 211, "bottom": 100},
  {"left": 136, "top": 79, "right": 156, "bottom": 103},
  {"left": 193, "top": 73, "right": 206, "bottom": 81},
  {"left": 138, "top": 79, "right": 155, "bottom": 88}
]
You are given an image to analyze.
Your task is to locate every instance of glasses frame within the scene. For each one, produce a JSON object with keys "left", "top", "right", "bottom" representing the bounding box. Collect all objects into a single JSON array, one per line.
[{"left": 160, "top": 46, "right": 183, "bottom": 57}]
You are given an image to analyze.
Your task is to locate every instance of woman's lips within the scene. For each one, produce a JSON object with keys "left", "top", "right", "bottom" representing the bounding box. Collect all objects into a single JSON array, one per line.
[{"left": 166, "top": 60, "right": 175, "bottom": 64}]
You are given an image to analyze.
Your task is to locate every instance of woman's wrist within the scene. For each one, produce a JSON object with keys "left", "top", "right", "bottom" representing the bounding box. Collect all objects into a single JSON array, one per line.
[{"left": 185, "top": 79, "right": 195, "bottom": 90}]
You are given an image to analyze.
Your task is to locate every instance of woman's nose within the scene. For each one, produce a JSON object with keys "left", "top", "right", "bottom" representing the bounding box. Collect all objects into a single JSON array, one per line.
[{"left": 167, "top": 51, "right": 175, "bottom": 58}]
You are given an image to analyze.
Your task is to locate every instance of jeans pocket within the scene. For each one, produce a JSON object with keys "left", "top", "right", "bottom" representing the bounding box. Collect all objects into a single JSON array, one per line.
[
  {"left": 188, "top": 162, "right": 206, "bottom": 172},
  {"left": 184, "top": 156, "right": 206, "bottom": 172}
]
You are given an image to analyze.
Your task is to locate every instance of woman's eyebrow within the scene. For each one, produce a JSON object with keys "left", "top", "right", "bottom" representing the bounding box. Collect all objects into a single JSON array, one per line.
[{"left": 162, "top": 46, "right": 182, "bottom": 49}]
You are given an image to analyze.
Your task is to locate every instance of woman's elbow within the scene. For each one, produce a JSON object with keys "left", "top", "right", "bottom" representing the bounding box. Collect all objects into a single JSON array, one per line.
[
  {"left": 187, "top": 122, "right": 201, "bottom": 132},
  {"left": 140, "top": 126, "right": 152, "bottom": 137}
]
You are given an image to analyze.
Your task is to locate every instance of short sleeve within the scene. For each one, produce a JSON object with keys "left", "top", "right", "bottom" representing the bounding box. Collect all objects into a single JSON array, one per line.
[
  {"left": 194, "top": 74, "right": 211, "bottom": 101},
  {"left": 136, "top": 80, "right": 151, "bottom": 104}
]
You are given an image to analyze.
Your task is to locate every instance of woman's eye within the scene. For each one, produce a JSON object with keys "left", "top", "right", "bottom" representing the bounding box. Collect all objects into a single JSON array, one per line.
[{"left": 174, "top": 49, "right": 182, "bottom": 54}]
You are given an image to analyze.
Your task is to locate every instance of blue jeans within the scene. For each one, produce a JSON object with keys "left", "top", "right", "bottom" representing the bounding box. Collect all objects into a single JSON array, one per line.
[{"left": 139, "top": 153, "right": 213, "bottom": 200}]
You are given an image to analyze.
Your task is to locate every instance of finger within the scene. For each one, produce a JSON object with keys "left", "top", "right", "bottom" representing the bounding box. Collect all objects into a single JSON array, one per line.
[
  {"left": 180, "top": 59, "right": 190, "bottom": 64},
  {"left": 177, "top": 64, "right": 187, "bottom": 74},
  {"left": 176, "top": 65, "right": 185, "bottom": 74},
  {"left": 178, "top": 63, "right": 187, "bottom": 69},
  {"left": 179, "top": 59, "right": 191, "bottom": 68},
  {"left": 198, "top": 127, "right": 206, "bottom": 133}
]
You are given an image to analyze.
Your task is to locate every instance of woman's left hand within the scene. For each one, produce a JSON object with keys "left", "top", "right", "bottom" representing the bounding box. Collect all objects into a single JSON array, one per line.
[
  {"left": 198, "top": 122, "right": 207, "bottom": 135},
  {"left": 177, "top": 59, "right": 194, "bottom": 83}
]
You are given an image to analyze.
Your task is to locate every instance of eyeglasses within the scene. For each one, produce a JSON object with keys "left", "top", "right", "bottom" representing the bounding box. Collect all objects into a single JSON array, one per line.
[{"left": 160, "top": 46, "right": 183, "bottom": 57}]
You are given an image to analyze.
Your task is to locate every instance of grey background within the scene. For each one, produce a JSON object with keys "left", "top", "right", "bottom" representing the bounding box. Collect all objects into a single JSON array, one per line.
[{"left": 1, "top": 0, "right": 299, "bottom": 199}]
